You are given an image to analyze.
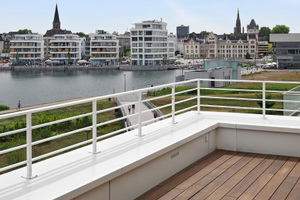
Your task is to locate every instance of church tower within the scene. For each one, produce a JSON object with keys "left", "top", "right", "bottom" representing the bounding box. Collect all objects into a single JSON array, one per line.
[
  {"left": 52, "top": 4, "right": 61, "bottom": 31},
  {"left": 234, "top": 9, "right": 241, "bottom": 35}
]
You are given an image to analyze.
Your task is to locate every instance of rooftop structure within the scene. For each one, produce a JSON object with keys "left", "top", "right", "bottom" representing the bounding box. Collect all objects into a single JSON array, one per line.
[{"left": 0, "top": 78, "right": 300, "bottom": 200}]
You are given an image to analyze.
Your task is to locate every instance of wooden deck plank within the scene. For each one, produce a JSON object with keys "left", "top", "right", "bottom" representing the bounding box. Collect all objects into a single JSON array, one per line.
[
  {"left": 269, "top": 176, "right": 299, "bottom": 200},
  {"left": 205, "top": 154, "right": 267, "bottom": 200},
  {"left": 135, "top": 150, "right": 227, "bottom": 200},
  {"left": 254, "top": 157, "right": 299, "bottom": 200},
  {"left": 286, "top": 178, "right": 300, "bottom": 200},
  {"left": 288, "top": 161, "right": 300, "bottom": 178},
  {"left": 226, "top": 155, "right": 277, "bottom": 199},
  {"left": 222, "top": 196, "right": 237, "bottom": 200},
  {"left": 237, "top": 156, "right": 288, "bottom": 200},
  {"left": 175, "top": 151, "right": 237, "bottom": 190},
  {"left": 173, "top": 152, "right": 246, "bottom": 200},
  {"left": 190, "top": 154, "right": 256, "bottom": 200}
]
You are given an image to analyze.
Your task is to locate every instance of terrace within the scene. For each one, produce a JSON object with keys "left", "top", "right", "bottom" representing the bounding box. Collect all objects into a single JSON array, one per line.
[{"left": 0, "top": 78, "right": 300, "bottom": 200}]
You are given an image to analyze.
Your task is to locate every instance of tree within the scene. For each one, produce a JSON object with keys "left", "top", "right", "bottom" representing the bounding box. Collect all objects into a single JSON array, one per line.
[
  {"left": 255, "top": 93, "right": 275, "bottom": 109},
  {"left": 271, "top": 25, "right": 290, "bottom": 34},
  {"left": 245, "top": 52, "right": 251, "bottom": 59},
  {"left": 18, "top": 29, "right": 32, "bottom": 34},
  {"left": 200, "top": 31, "right": 210, "bottom": 36},
  {"left": 175, "top": 50, "right": 180, "bottom": 56},
  {"left": 259, "top": 27, "right": 271, "bottom": 41},
  {"left": 75, "top": 32, "right": 87, "bottom": 38}
]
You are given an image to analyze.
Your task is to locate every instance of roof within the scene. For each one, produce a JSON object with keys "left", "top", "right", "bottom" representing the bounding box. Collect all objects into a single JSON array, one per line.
[
  {"left": 270, "top": 33, "right": 300, "bottom": 42},
  {"left": 44, "top": 29, "right": 72, "bottom": 37},
  {"left": 248, "top": 19, "right": 259, "bottom": 29}
]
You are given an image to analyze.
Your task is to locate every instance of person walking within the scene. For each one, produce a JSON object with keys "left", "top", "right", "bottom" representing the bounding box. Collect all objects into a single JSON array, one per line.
[
  {"left": 17, "top": 100, "right": 21, "bottom": 111},
  {"left": 128, "top": 105, "right": 131, "bottom": 114},
  {"left": 132, "top": 104, "right": 135, "bottom": 113}
]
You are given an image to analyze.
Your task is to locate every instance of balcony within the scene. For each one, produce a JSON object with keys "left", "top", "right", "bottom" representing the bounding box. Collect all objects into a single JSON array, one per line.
[{"left": 0, "top": 79, "right": 300, "bottom": 200}]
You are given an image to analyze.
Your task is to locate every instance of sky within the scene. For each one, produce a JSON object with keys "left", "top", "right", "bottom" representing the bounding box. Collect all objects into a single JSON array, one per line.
[{"left": 1, "top": 0, "right": 300, "bottom": 35}]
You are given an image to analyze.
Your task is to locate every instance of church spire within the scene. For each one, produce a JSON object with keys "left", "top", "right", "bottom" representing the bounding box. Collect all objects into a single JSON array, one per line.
[
  {"left": 53, "top": 4, "right": 61, "bottom": 31},
  {"left": 234, "top": 9, "right": 241, "bottom": 35}
]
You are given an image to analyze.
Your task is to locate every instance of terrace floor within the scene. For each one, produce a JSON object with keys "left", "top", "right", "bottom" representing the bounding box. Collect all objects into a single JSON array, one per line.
[{"left": 137, "top": 150, "right": 300, "bottom": 200}]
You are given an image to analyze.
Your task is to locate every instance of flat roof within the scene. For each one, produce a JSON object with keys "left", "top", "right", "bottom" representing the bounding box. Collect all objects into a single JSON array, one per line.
[{"left": 270, "top": 33, "right": 300, "bottom": 42}]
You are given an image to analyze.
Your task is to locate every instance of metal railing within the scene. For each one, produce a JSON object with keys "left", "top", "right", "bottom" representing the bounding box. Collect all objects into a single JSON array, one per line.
[{"left": 0, "top": 78, "right": 300, "bottom": 178}]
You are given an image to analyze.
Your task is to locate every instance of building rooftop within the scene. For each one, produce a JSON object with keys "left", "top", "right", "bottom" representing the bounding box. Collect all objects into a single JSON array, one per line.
[{"left": 270, "top": 33, "right": 300, "bottom": 42}]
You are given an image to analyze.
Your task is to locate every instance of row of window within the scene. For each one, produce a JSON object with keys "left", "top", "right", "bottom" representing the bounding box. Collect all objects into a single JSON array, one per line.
[{"left": 132, "top": 43, "right": 168, "bottom": 47}]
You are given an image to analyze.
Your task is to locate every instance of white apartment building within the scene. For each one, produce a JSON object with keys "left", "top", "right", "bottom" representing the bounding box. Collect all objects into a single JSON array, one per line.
[
  {"left": 89, "top": 30, "right": 119, "bottom": 66},
  {"left": 10, "top": 34, "right": 44, "bottom": 65},
  {"left": 130, "top": 20, "right": 175, "bottom": 66},
  {"left": 50, "top": 34, "right": 85, "bottom": 65}
]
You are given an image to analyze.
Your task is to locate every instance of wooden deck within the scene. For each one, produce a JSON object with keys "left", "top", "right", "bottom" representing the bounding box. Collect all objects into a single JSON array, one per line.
[{"left": 136, "top": 150, "right": 300, "bottom": 200}]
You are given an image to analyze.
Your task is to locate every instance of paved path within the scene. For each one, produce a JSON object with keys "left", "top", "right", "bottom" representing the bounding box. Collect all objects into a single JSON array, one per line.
[{"left": 118, "top": 93, "right": 156, "bottom": 127}]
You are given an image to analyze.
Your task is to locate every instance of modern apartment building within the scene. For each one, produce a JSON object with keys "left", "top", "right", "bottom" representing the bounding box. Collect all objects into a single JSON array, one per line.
[
  {"left": 130, "top": 20, "right": 175, "bottom": 66},
  {"left": 10, "top": 34, "right": 44, "bottom": 65},
  {"left": 89, "top": 30, "right": 119, "bottom": 66},
  {"left": 50, "top": 34, "right": 84, "bottom": 65},
  {"left": 270, "top": 33, "right": 300, "bottom": 69}
]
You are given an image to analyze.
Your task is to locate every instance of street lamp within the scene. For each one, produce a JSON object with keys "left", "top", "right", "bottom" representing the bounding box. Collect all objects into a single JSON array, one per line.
[{"left": 124, "top": 74, "right": 126, "bottom": 92}]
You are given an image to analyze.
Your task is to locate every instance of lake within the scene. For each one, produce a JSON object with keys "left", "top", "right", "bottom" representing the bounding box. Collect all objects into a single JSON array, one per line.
[{"left": 0, "top": 69, "right": 184, "bottom": 108}]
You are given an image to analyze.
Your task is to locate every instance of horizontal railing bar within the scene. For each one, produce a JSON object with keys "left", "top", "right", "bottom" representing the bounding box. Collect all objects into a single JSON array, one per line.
[
  {"left": 200, "top": 104, "right": 262, "bottom": 110},
  {"left": 175, "top": 88, "right": 197, "bottom": 95},
  {"left": 142, "top": 93, "right": 172, "bottom": 102},
  {"left": 97, "top": 124, "right": 139, "bottom": 140},
  {"left": 200, "top": 96, "right": 261, "bottom": 101},
  {"left": 200, "top": 87, "right": 262, "bottom": 93},
  {"left": 175, "top": 105, "right": 198, "bottom": 115},
  {"left": 0, "top": 127, "right": 27, "bottom": 138},
  {"left": 32, "top": 112, "right": 93, "bottom": 130},
  {"left": 0, "top": 160, "right": 27, "bottom": 173},
  {"left": 32, "top": 126, "right": 92, "bottom": 146},
  {"left": 175, "top": 96, "right": 198, "bottom": 105},
  {"left": 0, "top": 144, "right": 27, "bottom": 156}
]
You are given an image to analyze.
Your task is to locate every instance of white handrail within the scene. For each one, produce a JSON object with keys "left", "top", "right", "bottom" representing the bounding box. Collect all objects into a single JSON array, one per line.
[{"left": 0, "top": 78, "right": 300, "bottom": 177}]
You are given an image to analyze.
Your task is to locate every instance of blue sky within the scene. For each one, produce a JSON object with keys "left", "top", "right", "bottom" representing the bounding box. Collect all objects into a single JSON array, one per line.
[{"left": 1, "top": 0, "right": 300, "bottom": 35}]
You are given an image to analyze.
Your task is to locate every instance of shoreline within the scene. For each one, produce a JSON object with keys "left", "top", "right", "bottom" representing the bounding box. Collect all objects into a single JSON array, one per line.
[{"left": 0, "top": 64, "right": 177, "bottom": 72}]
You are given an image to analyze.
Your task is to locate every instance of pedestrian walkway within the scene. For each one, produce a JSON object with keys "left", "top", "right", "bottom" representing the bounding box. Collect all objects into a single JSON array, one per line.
[{"left": 117, "top": 93, "right": 157, "bottom": 127}]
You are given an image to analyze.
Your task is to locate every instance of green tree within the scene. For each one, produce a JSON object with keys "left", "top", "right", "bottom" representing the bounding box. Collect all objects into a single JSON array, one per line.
[
  {"left": 75, "top": 32, "right": 87, "bottom": 37},
  {"left": 271, "top": 25, "right": 290, "bottom": 34},
  {"left": 259, "top": 27, "right": 271, "bottom": 41},
  {"left": 255, "top": 93, "right": 276, "bottom": 109},
  {"left": 175, "top": 50, "right": 180, "bottom": 56},
  {"left": 18, "top": 29, "right": 32, "bottom": 34},
  {"left": 200, "top": 31, "right": 210, "bottom": 36},
  {"left": 245, "top": 52, "right": 251, "bottom": 59}
]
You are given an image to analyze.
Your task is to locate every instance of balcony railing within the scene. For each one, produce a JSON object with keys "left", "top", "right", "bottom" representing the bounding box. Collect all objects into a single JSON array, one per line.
[{"left": 0, "top": 79, "right": 300, "bottom": 179}]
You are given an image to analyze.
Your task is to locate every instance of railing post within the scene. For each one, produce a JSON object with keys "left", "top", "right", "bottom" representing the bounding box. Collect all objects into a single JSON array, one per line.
[
  {"left": 262, "top": 81, "right": 266, "bottom": 119},
  {"left": 197, "top": 79, "right": 201, "bottom": 114},
  {"left": 138, "top": 91, "right": 143, "bottom": 137},
  {"left": 23, "top": 112, "right": 36, "bottom": 179},
  {"left": 92, "top": 100, "right": 98, "bottom": 153},
  {"left": 172, "top": 84, "right": 176, "bottom": 124}
]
